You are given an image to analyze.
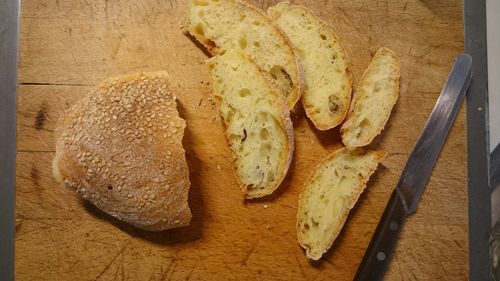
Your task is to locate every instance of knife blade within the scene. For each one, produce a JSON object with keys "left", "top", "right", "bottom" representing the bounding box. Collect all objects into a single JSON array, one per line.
[{"left": 353, "top": 53, "right": 472, "bottom": 281}]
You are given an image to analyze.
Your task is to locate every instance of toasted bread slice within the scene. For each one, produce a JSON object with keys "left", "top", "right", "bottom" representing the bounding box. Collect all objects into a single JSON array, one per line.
[
  {"left": 268, "top": 1, "right": 352, "bottom": 130},
  {"left": 297, "top": 148, "right": 385, "bottom": 260},
  {"left": 208, "top": 49, "right": 294, "bottom": 199},
  {"left": 341, "top": 47, "right": 400, "bottom": 149},
  {"left": 184, "top": 0, "right": 303, "bottom": 109}
]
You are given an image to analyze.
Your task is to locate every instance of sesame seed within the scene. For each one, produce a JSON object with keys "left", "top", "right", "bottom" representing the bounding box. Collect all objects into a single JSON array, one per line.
[
  {"left": 216, "top": 165, "right": 221, "bottom": 170},
  {"left": 127, "top": 194, "right": 133, "bottom": 198},
  {"left": 143, "top": 194, "right": 149, "bottom": 200}
]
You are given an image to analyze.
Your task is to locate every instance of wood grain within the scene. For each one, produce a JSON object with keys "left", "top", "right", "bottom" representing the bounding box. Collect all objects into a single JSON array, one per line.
[{"left": 17, "top": 0, "right": 467, "bottom": 280}]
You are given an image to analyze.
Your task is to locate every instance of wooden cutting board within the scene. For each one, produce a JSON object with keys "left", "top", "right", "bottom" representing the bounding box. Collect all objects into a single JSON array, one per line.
[{"left": 16, "top": 0, "right": 467, "bottom": 280}]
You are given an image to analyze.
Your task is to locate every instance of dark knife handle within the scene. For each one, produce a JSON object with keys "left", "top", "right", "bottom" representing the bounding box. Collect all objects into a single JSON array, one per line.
[{"left": 353, "top": 190, "right": 407, "bottom": 281}]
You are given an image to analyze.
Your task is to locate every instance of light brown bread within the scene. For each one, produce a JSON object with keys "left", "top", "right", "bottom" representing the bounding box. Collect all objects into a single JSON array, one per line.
[
  {"left": 268, "top": 1, "right": 352, "bottom": 130},
  {"left": 297, "top": 148, "right": 385, "bottom": 260},
  {"left": 208, "top": 49, "right": 294, "bottom": 199},
  {"left": 183, "top": 0, "right": 304, "bottom": 109},
  {"left": 341, "top": 47, "right": 400, "bottom": 149},
  {"left": 52, "top": 72, "right": 192, "bottom": 231}
]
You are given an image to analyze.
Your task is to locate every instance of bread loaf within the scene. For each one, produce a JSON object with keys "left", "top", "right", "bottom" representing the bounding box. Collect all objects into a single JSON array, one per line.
[
  {"left": 297, "top": 148, "right": 385, "bottom": 260},
  {"left": 341, "top": 47, "right": 400, "bottom": 149},
  {"left": 208, "top": 48, "right": 294, "bottom": 199},
  {"left": 268, "top": 1, "right": 352, "bottom": 130},
  {"left": 53, "top": 72, "right": 192, "bottom": 231},
  {"left": 184, "top": 0, "right": 304, "bottom": 109}
]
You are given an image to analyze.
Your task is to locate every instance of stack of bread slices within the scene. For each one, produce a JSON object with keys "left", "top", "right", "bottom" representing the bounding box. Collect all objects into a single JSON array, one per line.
[{"left": 184, "top": 0, "right": 400, "bottom": 260}]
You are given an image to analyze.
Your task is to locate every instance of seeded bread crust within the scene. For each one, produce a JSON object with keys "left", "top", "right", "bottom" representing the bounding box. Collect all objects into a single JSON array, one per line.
[
  {"left": 183, "top": 0, "right": 304, "bottom": 109},
  {"left": 53, "top": 72, "right": 192, "bottom": 231}
]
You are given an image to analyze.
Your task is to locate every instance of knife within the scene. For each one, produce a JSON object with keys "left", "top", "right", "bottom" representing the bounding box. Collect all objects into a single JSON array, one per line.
[{"left": 353, "top": 53, "right": 472, "bottom": 281}]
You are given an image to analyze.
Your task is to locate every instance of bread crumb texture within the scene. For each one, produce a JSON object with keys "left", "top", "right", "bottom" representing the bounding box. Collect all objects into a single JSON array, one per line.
[
  {"left": 297, "top": 148, "right": 385, "bottom": 260},
  {"left": 185, "top": 0, "right": 303, "bottom": 108},
  {"left": 208, "top": 49, "right": 294, "bottom": 199},
  {"left": 53, "top": 71, "right": 192, "bottom": 231},
  {"left": 268, "top": 1, "right": 352, "bottom": 130},
  {"left": 341, "top": 47, "right": 400, "bottom": 149}
]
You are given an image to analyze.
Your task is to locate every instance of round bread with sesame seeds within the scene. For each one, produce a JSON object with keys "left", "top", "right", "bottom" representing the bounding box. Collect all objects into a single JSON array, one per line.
[{"left": 52, "top": 71, "right": 192, "bottom": 231}]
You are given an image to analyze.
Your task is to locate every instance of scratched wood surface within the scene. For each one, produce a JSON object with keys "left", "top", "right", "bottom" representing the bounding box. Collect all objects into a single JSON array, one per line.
[{"left": 16, "top": 0, "right": 467, "bottom": 280}]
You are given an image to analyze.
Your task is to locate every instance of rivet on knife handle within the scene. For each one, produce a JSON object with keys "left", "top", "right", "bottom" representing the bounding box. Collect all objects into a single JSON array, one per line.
[
  {"left": 353, "top": 190, "right": 406, "bottom": 281},
  {"left": 353, "top": 53, "right": 472, "bottom": 281}
]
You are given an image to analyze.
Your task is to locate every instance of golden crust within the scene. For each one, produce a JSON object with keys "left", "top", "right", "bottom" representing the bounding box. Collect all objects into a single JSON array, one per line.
[{"left": 53, "top": 71, "right": 191, "bottom": 231}]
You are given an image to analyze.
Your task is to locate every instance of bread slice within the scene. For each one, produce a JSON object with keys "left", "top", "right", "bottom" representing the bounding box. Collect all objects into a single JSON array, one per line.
[
  {"left": 297, "top": 148, "right": 385, "bottom": 260},
  {"left": 183, "top": 0, "right": 304, "bottom": 109},
  {"left": 268, "top": 1, "right": 352, "bottom": 130},
  {"left": 341, "top": 47, "right": 400, "bottom": 149},
  {"left": 208, "top": 49, "right": 294, "bottom": 199},
  {"left": 53, "top": 72, "right": 192, "bottom": 231}
]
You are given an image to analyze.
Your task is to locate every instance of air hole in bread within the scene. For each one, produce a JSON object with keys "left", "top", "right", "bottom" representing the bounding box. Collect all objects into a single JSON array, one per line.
[
  {"left": 239, "top": 88, "right": 250, "bottom": 97},
  {"left": 195, "top": 23, "right": 205, "bottom": 36},
  {"left": 254, "top": 41, "right": 260, "bottom": 47},
  {"left": 269, "top": 65, "right": 293, "bottom": 96},
  {"left": 359, "top": 118, "right": 369, "bottom": 129},
  {"left": 239, "top": 37, "right": 247, "bottom": 49},
  {"left": 320, "top": 34, "right": 327, "bottom": 40},
  {"left": 304, "top": 223, "right": 310, "bottom": 230},
  {"left": 107, "top": 185, "right": 113, "bottom": 190},
  {"left": 260, "top": 128, "right": 269, "bottom": 140},
  {"left": 328, "top": 94, "right": 340, "bottom": 114},
  {"left": 253, "top": 21, "right": 261, "bottom": 26},
  {"left": 193, "top": 0, "right": 209, "bottom": 6},
  {"left": 268, "top": 171, "right": 275, "bottom": 182},
  {"left": 242, "top": 129, "right": 247, "bottom": 141}
]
